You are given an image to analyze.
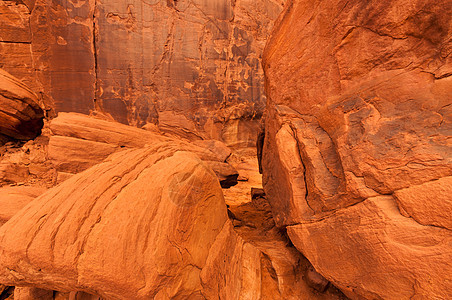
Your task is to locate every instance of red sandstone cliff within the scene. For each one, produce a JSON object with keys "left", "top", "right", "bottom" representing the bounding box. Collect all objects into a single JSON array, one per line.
[
  {"left": 262, "top": 0, "right": 452, "bottom": 298},
  {"left": 1, "top": 0, "right": 284, "bottom": 147},
  {"left": 0, "top": 0, "right": 451, "bottom": 299}
]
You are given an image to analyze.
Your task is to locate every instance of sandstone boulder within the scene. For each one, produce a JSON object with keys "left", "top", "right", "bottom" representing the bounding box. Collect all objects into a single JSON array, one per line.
[
  {"left": 47, "top": 113, "right": 238, "bottom": 187},
  {"left": 0, "top": 141, "right": 315, "bottom": 299},
  {"left": 193, "top": 140, "right": 232, "bottom": 162},
  {"left": 0, "top": 186, "right": 47, "bottom": 226},
  {"left": 203, "top": 161, "right": 239, "bottom": 188},
  {"left": 262, "top": 0, "right": 452, "bottom": 298},
  {"left": 0, "top": 69, "right": 44, "bottom": 142},
  {"left": 0, "top": 143, "right": 229, "bottom": 298}
]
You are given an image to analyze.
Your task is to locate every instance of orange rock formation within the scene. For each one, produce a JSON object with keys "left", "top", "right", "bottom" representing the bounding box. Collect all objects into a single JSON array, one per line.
[
  {"left": 1, "top": 0, "right": 451, "bottom": 299},
  {"left": 262, "top": 0, "right": 452, "bottom": 298}
]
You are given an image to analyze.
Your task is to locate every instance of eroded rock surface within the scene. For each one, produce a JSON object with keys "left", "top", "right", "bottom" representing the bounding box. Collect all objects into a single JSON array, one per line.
[
  {"left": 0, "top": 185, "right": 47, "bottom": 226},
  {"left": 0, "top": 143, "right": 229, "bottom": 298},
  {"left": 262, "top": 0, "right": 452, "bottom": 298},
  {"left": 0, "top": 141, "right": 338, "bottom": 299},
  {"left": 46, "top": 112, "right": 239, "bottom": 188},
  {"left": 0, "top": 69, "right": 44, "bottom": 143},
  {"left": 0, "top": 0, "right": 285, "bottom": 146}
]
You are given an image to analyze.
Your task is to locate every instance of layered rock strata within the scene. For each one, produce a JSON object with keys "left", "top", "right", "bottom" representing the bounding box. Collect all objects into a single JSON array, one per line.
[
  {"left": 262, "top": 0, "right": 452, "bottom": 298},
  {"left": 0, "top": 143, "right": 234, "bottom": 298},
  {"left": 47, "top": 113, "right": 239, "bottom": 187},
  {"left": 0, "top": 69, "right": 44, "bottom": 143}
]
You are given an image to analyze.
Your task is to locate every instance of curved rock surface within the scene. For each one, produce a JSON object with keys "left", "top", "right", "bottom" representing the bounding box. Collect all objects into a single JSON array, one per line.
[
  {"left": 262, "top": 0, "right": 452, "bottom": 298},
  {"left": 46, "top": 112, "right": 239, "bottom": 188},
  {"left": 0, "top": 186, "right": 47, "bottom": 226},
  {"left": 0, "top": 141, "right": 341, "bottom": 299},
  {"left": 0, "top": 143, "right": 229, "bottom": 298},
  {"left": 0, "top": 69, "right": 44, "bottom": 143}
]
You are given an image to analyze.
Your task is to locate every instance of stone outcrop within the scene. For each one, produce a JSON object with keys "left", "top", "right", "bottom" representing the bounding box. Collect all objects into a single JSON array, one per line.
[
  {"left": 0, "top": 141, "right": 343, "bottom": 299},
  {"left": 0, "top": 143, "right": 229, "bottom": 298},
  {"left": 0, "top": 0, "right": 285, "bottom": 146},
  {"left": 262, "top": 0, "right": 452, "bottom": 298},
  {"left": 0, "top": 69, "right": 44, "bottom": 143},
  {"left": 47, "top": 112, "right": 238, "bottom": 188}
]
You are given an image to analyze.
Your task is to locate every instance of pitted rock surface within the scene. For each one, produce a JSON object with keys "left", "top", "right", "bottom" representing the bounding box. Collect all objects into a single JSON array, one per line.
[{"left": 262, "top": 0, "right": 452, "bottom": 298}]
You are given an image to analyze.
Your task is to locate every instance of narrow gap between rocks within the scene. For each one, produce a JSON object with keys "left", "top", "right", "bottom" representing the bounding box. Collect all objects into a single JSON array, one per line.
[{"left": 223, "top": 147, "right": 348, "bottom": 299}]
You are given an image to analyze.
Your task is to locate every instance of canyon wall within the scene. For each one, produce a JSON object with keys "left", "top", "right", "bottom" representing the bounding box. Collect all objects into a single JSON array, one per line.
[
  {"left": 262, "top": 0, "right": 452, "bottom": 299},
  {"left": 0, "top": 0, "right": 284, "bottom": 147}
]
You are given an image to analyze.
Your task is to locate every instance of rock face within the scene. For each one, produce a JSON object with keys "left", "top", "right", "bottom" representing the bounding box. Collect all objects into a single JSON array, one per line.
[
  {"left": 0, "top": 143, "right": 228, "bottom": 298},
  {"left": 262, "top": 0, "right": 452, "bottom": 299},
  {"left": 0, "top": 69, "right": 44, "bottom": 143},
  {"left": 0, "top": 141, "right": 336, "bottom": 300},
  {"left": 0, "top": 0, "right": 284, "bottom": 146}
]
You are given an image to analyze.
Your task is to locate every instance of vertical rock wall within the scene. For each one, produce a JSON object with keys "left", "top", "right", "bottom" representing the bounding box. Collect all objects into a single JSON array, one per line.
[
  {"left": 0, "top": 0, "right": 284, "bottom": 146},
  {"left": 262, "top": 0, "right": 452, "bottom": 299}
]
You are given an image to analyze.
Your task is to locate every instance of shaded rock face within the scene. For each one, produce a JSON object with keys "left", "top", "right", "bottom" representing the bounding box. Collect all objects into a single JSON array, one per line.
[
  {"left": 0, "top": 69, "right": 44, "bottom": 143},
  {"left": 262, "top": 0, "right": 452, "bottom": 299},
  {"left": 0, "top": 0, "right": 284, "bottom": 147}
]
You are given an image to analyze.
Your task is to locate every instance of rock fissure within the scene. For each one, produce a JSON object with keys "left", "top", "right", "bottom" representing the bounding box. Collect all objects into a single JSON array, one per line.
[
  {"left": 92, "top": 0, "right": 99, "bottom": 108},
  {"left": 288, "top": 123, "right": 314, "bottom": 213}
]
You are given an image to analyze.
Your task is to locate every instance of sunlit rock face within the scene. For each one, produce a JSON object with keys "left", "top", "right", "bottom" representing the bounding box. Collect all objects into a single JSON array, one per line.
[
  {"left": 0, "top": 0, "right": 284, "bottom": 147},
  {"left": 261, "top": 0, "right": 452, "bottom": 298},
  {"left": 0, "top": 141, "right": 345, "bottom": 300}
]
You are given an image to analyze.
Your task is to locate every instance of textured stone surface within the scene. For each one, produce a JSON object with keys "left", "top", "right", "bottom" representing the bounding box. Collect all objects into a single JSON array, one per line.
[
  {"left": 0, "top": 0, "right": 284, "bottom": 146},
  {"left": 226, "top": 195, "right": 347, "bottom": 300},
  {"left": 0, "top": 137, "right": 56, "bottom": 187},
  {"left": 13, "top": 287, "right": 53, "bottom": 300},
  {"left": 0, "top": 69, "right": 44, "bottom": 142},
  {"left": 287, "top": 196, "right": 452, "bottom": 299},
  {"left": 0, "top": 141, "right": 335, "bottom": 299},
  {"left": 0, "top": 143, "right": 228, "bottom": 298},
  {"left": 0, "top": 186, "right": 47, "bottom": 226},
  {"left": 394, "top": 176, "right": 452, "bottom": 230},
  {"left": 47, "top": 112, "right": 239, "bottom": 188},
  {"left": 262, "top": 0, "right": 452, "bottom": 298},
  {"left": 193, "top": 140, "right": 232, "bottom": 162}
]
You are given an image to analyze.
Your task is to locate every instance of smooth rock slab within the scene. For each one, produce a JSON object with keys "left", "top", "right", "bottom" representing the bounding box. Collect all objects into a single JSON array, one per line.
[{"left": 0, "top": 143, "right": 228, "bottom": 299}]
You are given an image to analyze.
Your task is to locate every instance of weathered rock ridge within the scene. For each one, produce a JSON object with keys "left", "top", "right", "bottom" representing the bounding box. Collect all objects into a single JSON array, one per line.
[
  {"left": 1, "top": 0, "right": 284, "bottom": 147},
  {"left": 262, "top": 0, "right": 452, "bottom": 299},
  {"left": 0, "top": 111, "right": 240, "bottom": 190}
]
